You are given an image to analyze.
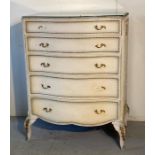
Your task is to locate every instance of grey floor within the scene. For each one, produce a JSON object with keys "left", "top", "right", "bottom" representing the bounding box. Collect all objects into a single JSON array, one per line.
[{"left": 11, "top": 117, "right": 145, "bottom": 155}]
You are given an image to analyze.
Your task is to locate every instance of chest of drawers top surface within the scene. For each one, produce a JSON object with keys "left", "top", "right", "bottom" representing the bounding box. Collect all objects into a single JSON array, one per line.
[{"left": 22, "top": 12, "right": 128, "bottom": 18}]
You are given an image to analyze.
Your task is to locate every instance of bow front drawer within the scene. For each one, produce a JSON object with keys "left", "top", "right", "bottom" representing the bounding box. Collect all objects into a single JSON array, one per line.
[
  {"left": 31, "top": 98, "right": 118, "bottom": 126},
  {"left": 29, "top": 56, "right": 119, "bottom": 74},
  {"left": 27, "top": 37, "right": 119, "bottom": 52},
  {"left": 26, "top": 20, "right": 120, "bottom": 34},
  {"left": 30, "top": 76, "right": 119, "bottom": 98}
]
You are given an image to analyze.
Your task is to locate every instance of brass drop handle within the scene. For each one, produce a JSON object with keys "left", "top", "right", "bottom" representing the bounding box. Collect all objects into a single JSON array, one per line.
[
  {"left": 101, "top": 86, "right": 106, "bottom": 90},
  {"left": 38, "top": 25, "right": 44, "bottom": 29},
  {"left": 41, "top": 84, "right": 51, "bottom": 89},
  {"left": 95, "top": 43, "right": 106, "bottom": 48},
  {"left": 43, "top": 107, "right": 52, "bottom": 112},
  {"left": 94, "top": 109, "right": 106, "bottom": 114},
  {"left": 94, "top": 25, "right": 106, "bottom": 30},
  {"left": 40, "top": 62, "right": 50, "bottom": 68},
  {"left": 39, "top": 42, "right": 49, "bottom": 48},
  {"left": 95, "top": 63, "right": 106, "bottom": 68}
]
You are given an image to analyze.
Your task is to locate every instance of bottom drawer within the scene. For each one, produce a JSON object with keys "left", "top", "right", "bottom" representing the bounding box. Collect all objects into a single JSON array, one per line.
[{"left": 31, "top": 98, "right": 118, "bottom": 126}]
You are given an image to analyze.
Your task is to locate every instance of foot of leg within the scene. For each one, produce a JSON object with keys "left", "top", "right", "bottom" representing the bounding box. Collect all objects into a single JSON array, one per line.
[
  {"left": 24, "top": 116, "right": 37, "bottom": 140},
  {"left": 112, "top": 121, "right": 126, "bottom": 149}
]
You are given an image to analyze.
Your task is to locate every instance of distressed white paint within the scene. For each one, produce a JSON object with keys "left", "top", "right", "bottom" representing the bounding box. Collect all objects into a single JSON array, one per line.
[
  {"left": 31, "top": 99, "right": 118, "bottom": 126},
  {"left": 29, "top": 56, "right": 119, "bottom": 74},
  {"left": 26, "top": 20, "right": 120, "bottom": 33},
  {"left": 10, "top": 0, "right": 145, "bottom": 122},
  {"left": 30, "top": 76, "right": 118, "bottom": 97},
  {"left": 28, "top": 37, "right": 119, "bottom": 52}
]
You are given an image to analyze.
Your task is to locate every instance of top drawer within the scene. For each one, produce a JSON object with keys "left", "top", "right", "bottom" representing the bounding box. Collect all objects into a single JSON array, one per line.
[{"left": 26, "top": 20, "right": 120, "bottom": 34}]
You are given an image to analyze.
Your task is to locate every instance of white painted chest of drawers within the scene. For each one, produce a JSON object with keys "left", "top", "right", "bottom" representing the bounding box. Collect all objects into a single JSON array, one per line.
[{"left": 23, "top": 12, "right": 129, "bottom": 149}]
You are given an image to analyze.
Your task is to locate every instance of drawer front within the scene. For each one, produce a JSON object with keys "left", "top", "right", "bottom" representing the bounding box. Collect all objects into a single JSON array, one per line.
[
  {"left": 31, "top": 98, "right": 118, "bottom": 125},
  {"left": 29, "top": 56, "right": 119, "bottom": 74},
  {"left": 30, "top": 76, "right": 119, "bottom": 98},
  {"left": 28, "top": 37, "right": 119, "bottom": 52},
  {"left": 26, "top": 21, "right": 120, "bottom": 33}
]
